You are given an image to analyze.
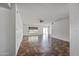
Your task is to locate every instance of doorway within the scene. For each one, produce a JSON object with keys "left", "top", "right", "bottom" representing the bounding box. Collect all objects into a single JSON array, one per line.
[{"left": 42, "top": 27, "right": 49, "bottom": 49}]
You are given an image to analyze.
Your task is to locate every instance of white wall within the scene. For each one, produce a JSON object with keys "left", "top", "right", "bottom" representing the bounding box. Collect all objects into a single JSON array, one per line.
[
  {"left": 70, "top": 4, "right": 79, "bottom": 56},
  {"left": 23, "top": 23, "right": 51, "bottom": 36},
  {"left": 9, "top": 4, "right": 16, "bottom": 56},
  {"left": 16, "top": 4, "right": 23, "bottom": 55},
  {"left": 0, "top": 3, "right": 23, "bottom": 56},
  {"left": 52, "top": 18, "right": 69, "bottom": 41},
  {"left": 0, "top": 7, "right": 10, "bottom": 56},
  {"left": 0, "top": 4, "right": 15, "bottom": 56}
]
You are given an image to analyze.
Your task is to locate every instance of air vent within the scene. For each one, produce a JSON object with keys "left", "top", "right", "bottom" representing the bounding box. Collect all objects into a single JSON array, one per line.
[{"left": 40, "top": 20, "right": 44, "bottom": 23}]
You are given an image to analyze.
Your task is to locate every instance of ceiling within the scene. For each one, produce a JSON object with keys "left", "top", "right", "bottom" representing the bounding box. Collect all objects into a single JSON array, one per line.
[{"left": 17, "top": 3, "right": 69, "bottom": 24}]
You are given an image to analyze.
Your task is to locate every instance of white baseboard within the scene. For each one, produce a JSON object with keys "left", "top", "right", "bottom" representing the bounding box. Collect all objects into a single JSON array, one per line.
[{"left": 51, "top": 36, "right": 69, "bottom": 42}]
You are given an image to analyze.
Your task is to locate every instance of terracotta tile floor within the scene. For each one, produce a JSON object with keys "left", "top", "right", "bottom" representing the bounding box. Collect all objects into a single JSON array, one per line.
[{"left": 17, "top": 35, "right": 69, "bottom": 56}]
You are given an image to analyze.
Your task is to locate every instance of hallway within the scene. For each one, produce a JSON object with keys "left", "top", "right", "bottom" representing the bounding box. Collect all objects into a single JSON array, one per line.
[
  {"left": 17, "top": 35, "right": 69, "bottom": 56},
  {"left": 16, "top": 3, "right": 69, "bottom": 56}
]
